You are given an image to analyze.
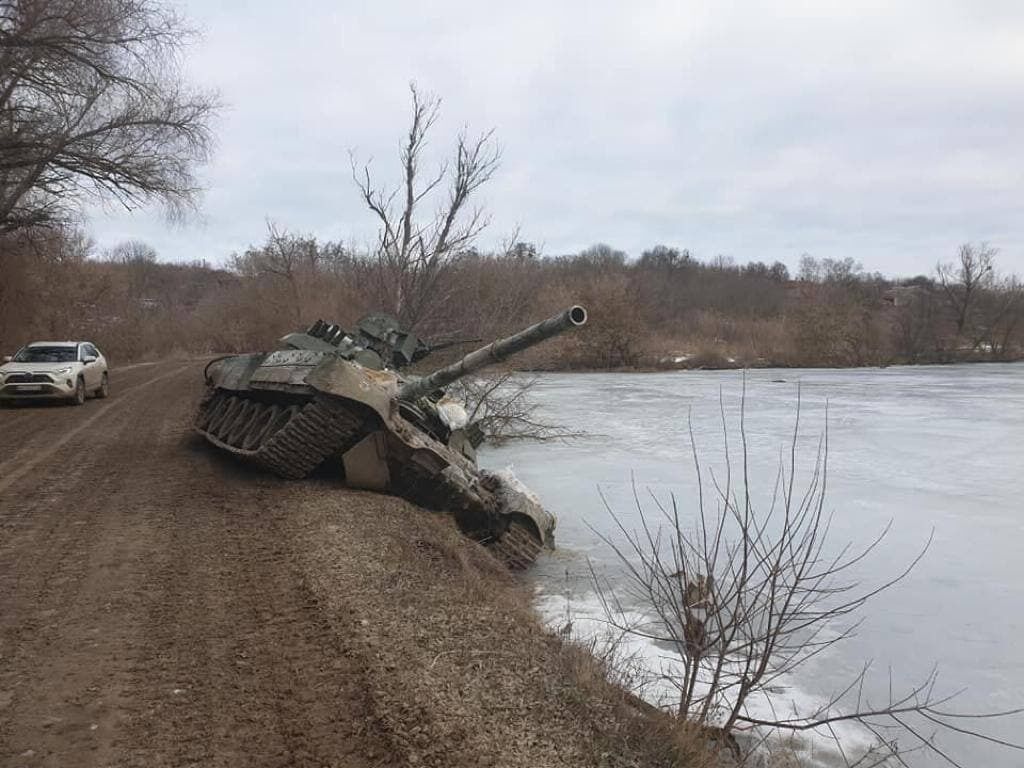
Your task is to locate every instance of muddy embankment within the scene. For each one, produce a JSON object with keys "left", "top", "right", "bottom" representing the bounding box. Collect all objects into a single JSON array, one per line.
[{"left": 0, "top": 361, "right": 711, "bottom": 767}]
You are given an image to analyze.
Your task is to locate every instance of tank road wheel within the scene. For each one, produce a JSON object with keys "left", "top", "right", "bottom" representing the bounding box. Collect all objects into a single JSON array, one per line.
[
  {"left": 242, "top": 404, "right": 281, "bottom": 451},
  {"left": 213, "top": 397, "right": 245, "bottom": 440},
  {"left": 206, "top": 396, "right": 238, "bottom": 436},
  {"left": 491, "top": 519, "right": 544, "bottom": 570},
  {"left": 225, "top": 399, "right": 259, "bottom": 446},
  {"left": 195, "top": 392, "right": 224, "bottom": 430}
]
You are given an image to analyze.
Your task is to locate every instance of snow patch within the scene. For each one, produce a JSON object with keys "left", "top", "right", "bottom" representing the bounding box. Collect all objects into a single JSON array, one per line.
[{"left": 535, "top": 593, "right": 880, "bottom": 767}]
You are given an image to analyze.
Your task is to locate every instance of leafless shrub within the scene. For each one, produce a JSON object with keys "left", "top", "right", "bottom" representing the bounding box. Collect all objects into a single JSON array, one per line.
[
  {"left": 936, "top": 243, "right": 997, "bottom": 337},
  {"left": 590, "top": 382, "right": 1023, "bottom": 765},
  {"left": 449, "top": 371, "right": 583, "bottom": 444},
  {"left": 973, "top": 274, "right": 1024, "bottom": 359}
]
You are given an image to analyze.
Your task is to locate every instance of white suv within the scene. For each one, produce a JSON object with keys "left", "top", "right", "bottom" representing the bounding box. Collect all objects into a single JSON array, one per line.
[{"left": 0, "top": 341, "right": 109, "bottom": 405}]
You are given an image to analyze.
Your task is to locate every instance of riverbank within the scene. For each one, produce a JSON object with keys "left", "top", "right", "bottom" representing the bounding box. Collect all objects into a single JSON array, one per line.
[
  {"left": 527, "top": 349, "right": 1024, "bottom": 373},
  {"left": 481, "top": 364, "right": 1024, "bottom": 767},
  {"left": 0, "top": 364, "right": 721, "bottom": 767},
  {"left": 300, "top": 488, "right": 735, "bottom": 767}
]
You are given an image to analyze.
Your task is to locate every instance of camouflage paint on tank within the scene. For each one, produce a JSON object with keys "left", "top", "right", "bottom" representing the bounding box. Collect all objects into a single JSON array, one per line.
[{"left": 193, "top": 307, "right": 587, "bottom": 567}]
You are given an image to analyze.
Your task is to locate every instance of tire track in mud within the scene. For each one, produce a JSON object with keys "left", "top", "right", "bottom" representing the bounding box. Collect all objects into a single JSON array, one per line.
[
  {"left": 125, "top": 482, "right": 393, "bottom": 768},
  {"left": 0, "top": 364, "right": 191, "bottom": 495},
  {"left": 0, "top": 363, "right": 187, "bottom": 470},
  {"left": 0, "top": 361, "right": 394, "bottom": 767},
  {"left": 0, "top": 366, "right": 199, "bottom": 767}
]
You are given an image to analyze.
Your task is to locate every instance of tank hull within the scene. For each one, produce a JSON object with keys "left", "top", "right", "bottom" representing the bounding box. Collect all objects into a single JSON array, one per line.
[
  {"left": 195, "top": 349, "right": 555, "bottom": 567},
  {"left": 194, "top": 306, "right": 587, "bottom": 567}
]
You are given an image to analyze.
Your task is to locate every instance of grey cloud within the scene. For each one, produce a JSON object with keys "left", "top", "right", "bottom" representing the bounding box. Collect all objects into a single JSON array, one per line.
[{"left": 88, "top": 0, "right": 1024, "bottom": 275}]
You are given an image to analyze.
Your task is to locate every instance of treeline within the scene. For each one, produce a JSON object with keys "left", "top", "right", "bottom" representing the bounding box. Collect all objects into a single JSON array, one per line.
[
  {"left": 0, "top": 5, "right": 1020, "bottom": 370},
  {"left": 1, "top": 228, "right": 1021, "bottom": 369}
]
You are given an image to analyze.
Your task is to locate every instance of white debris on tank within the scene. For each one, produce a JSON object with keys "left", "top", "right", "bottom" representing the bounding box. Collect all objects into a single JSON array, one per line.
[
  {"left": 435, "top": 396, "right": 469, "bottom": 430},
  {"left": 491, "top": 466, "right": 542, "bottom": 505}
]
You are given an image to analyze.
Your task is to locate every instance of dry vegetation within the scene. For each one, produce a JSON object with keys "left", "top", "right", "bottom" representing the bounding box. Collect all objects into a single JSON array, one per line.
[
  {"left": 2, "top": 229, "right": 1022, "bottom": 370},
  {"left": 0, "top": 5, "right": 1018, "bottom": 369},
  {"left": 296, "top": 485, "right": 732, "bottom": 768}
]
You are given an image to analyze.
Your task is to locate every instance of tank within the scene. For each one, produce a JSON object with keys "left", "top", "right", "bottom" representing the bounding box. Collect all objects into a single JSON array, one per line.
[{"left": 194, "top": 306, "right": 587, "bottom": 567}]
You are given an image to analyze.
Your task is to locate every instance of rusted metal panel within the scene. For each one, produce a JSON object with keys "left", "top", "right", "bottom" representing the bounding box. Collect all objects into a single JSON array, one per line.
[
  {"left": 342, "top": 431, "right": 391, "bottom": 491},
  {"left": 305, "top": 358, "right": 395, "bottom": 417}
]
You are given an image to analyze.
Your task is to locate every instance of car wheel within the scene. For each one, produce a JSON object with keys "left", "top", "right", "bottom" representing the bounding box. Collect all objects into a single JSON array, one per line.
[
  {"left": 73, "top": 377, "right": 86, "bottom": 406},
  {"left": 96, "top": 372, "right": 109, "bottom": 399}
]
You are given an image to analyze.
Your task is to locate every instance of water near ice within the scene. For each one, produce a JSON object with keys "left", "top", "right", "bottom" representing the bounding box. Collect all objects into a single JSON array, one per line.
[{"left": 480, "top": 364, "right": 1024, "bottom": 767}]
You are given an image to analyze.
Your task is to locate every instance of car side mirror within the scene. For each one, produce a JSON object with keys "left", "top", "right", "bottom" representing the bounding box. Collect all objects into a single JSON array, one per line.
[
  {"left": 83, "top": 355, "right": 98, "bottom": 364},
  {"left": 1, "top": 355, "right": 11, "bottom": 363}
]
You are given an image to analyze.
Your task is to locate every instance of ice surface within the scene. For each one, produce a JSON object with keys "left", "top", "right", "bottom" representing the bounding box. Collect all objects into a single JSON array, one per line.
[{"left": 481, "top": 364, "right": 1024, "bottom": 767}]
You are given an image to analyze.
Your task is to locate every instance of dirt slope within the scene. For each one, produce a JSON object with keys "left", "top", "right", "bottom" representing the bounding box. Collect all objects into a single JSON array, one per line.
[{"left": 0, "top": 363, "right": 679, "bottom": 768}]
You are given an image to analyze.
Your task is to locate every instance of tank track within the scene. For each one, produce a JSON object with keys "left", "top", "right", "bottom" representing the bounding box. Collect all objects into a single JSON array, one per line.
[
  {"left": 195, "top": 389, "right": 363, "bottom": 479},
  {"left": 489, "top": 520, "right": 544, "bottom": 570},
  {"left": 195, "top": 389, "right": 544, "bottom": 568},
  {"left": 393, "top": 461, "right": 543, "bottom": 569}
]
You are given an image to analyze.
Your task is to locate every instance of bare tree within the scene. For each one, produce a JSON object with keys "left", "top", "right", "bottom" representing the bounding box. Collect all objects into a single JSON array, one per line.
[
  {"left": 0, "top": 0, "right": 218, "bottom": 233},
  {"left": 107, "top": 239, "right": 157, "bottom": 264},
  {"left": 892, "top": 287, "right": 941, "bottom": 363},
  {"left": 974, "top": 275, "right": 1024, "bottom": 359},
  {"left": 797, "top": 254, "right": 821, "bottom": 283},
  {"left": 229, "top": 222, "right": 322, "bottom": 325},
  {"left": 936, "top": 243, "right": 997, "bottom": 337},
  {"left": 449, "top": 371, "right": 584, "bottom": 444},
  {"left": 351, "top": 83, "right": 500, "bottom": 328},
  {"left": 591, "top": 385, "right": 1023, "bottom": 765}
]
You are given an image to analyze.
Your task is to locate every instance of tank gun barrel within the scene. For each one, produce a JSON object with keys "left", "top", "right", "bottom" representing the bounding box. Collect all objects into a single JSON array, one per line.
[
  {"left": 398, "top": 305, "right": 587, "bottom": 402},
  {"left": 424, "top": 336, "right": 483, "bottom": 355}
]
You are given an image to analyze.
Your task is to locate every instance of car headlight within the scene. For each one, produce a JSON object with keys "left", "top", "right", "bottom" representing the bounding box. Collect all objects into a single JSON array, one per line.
[{"left": 53, "top": 366, "right": 73, "bottom": 376}]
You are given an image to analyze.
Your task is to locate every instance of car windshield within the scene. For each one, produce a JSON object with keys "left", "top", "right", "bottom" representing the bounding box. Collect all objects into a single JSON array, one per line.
[{"left": 12, "top": 346, "right": 78, "bottom": 363}]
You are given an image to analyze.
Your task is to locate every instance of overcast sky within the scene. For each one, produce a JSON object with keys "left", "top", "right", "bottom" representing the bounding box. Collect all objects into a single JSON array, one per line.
[{"left": 88, "top": 0, "right": 1024, "bottom": 276}]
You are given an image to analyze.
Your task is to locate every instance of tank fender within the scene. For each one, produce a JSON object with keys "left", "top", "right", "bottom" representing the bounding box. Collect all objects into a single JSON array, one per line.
[
  {"left": 304, "top": 356, "right": 397, "bottom": 417},
  {"left": 480, "top": 470, "right": 556, "bottom": 549},
  {"left": 250, "top": 349, "right": 327, "bottom": 388},
  {"left": 205, "top": 353, "right": 265, "bottom": 390}
]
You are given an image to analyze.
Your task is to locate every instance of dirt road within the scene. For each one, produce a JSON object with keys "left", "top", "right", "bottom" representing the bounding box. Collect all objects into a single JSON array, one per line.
[
  {"left": 0, "top": 363, "right": 674, "bottom": 768},
  {"left": 0, "top": 363, "right": 394, "bottom": 767}
]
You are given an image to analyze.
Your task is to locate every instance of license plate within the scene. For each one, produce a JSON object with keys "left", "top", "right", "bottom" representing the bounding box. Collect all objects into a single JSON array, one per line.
[{"left": 17, "top": 385, "right": 42, "bottom": 392}]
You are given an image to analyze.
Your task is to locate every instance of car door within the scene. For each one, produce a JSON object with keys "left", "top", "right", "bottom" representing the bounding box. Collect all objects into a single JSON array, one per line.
[
  {"left": 92, "top": 345, "right": 107, "bottom": 375},
  {"left": 90, "top": 344, "right": 107, "bottom": 383},
  {"left": 80, "top": 344, "right": 99, "bottom": 389}
]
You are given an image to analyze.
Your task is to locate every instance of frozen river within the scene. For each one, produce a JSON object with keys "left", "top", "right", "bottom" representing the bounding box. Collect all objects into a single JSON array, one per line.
[{"left": 480, "top": 363, "right": 1024, "bottom": 766}]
